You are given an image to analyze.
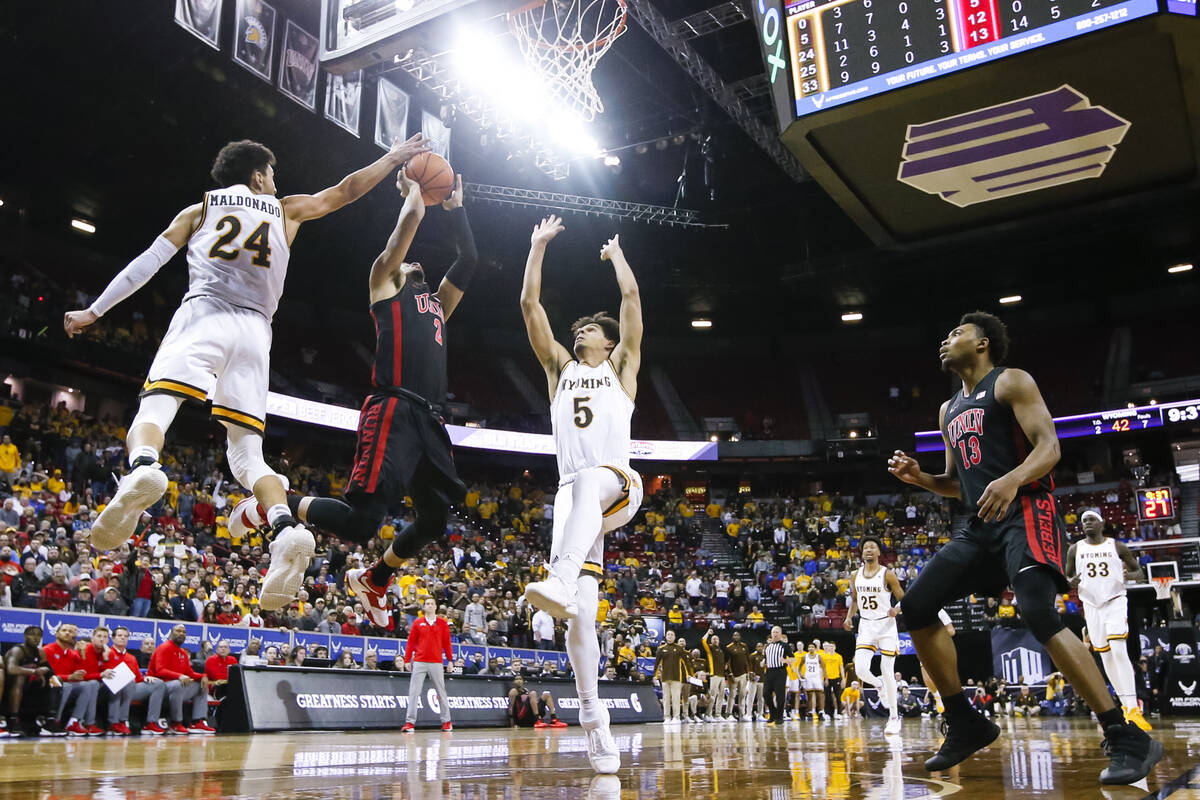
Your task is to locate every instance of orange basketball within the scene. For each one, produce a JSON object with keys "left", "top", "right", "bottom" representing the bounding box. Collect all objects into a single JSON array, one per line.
[{"left": 406, "top": 151, "right": 455, "bottom": 206}]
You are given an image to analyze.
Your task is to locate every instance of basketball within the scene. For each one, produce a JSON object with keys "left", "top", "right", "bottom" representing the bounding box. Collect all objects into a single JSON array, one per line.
[{"left": 406, "top": 151, "right": 455, "bottom": 206}]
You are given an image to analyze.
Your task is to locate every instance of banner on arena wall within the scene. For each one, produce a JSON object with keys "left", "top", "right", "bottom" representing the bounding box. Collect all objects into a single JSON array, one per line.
[
  {"left": 155, "top": 620, "right": 204, "bottom": 650},
  {"left": 113, "top": 616, "right": 157, "bottom": 650},
  {"left": 1139, "top": 625, "right": 1172, "bottom": 655},
  {"left": 991, "top": 628, "right": 1055, "bottom": 684},
  {"left": 264, "top": 390, "right": 719, "bottom": 460},
  {"left": 294, "top": 631, "right": 332, "bottom": 655},
  {"left": 0, "top": 608, "right": 44, "bottom": 642},
  {"left": 375, "top": 77, "right": 410, "bottom": 153},
  {"left": 459, "top": 644, "right": 487, "bottom": 664},
  {"left": 330, "top": 634, "right": 367, "bottom": 662},
  {"left": 232, "top": 0, "right": 276, "bottom": 82},
  {"left": 174, "top": 0, "right": 222, "bottom": 50},
  {"left": 897, "top": 633, "right": 915, "bottom": 656},
  {"left": 643, "top": 617, "right": 664, "bottom": 643},
  {"left": 324, "top": 69, "right": 363, "bottom": 136},
  {"left": 1164, "top": 621, "right": 1200, "bottom": 715},
  {"left": 367, "top": 636, "right": 402, "bottom": 662},
  {"left": 221, "top": 666, "right": 663, "bottom": 731},
  {"left": 205, "top": 624, "right": 251, "bottom": 652},
  {"left": 254, "top": 627, "right": 292, "bottom": 654},
  {"left": 421, "top": 110, "right": 451, "bottom": 160},
  {"left": 43, "top": 612, "right": 101, "bottom": 644},
  {"left": 277, "top": 20, "right": 319, "bottom": 110}
]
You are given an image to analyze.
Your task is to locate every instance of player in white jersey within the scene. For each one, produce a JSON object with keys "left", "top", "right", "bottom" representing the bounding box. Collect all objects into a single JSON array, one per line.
[
  {"left": 63, "top": 134, "right": 430, "bottom": 612},
  {"left": 1065, "top": 509, "right": 1149, "bottom": 730},
  {"left": 844, "top": 536, "right": 905, "bottom": 736},
  {"left": 801, "top": 642, "right": 827, "bottom": 721},
  {"left": 518, "top": 215, "right": 643, "bottom": 774}
]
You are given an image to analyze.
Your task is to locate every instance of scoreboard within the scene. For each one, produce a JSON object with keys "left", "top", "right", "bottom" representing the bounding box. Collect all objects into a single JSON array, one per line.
[
  {"left": 1136, "top": 487, "right": 1176, "bottom": 521},
  {"left": 782, "top": 0, "right": 1158, "bottom": 117},
  {"left": 914, "top": 397, "right": 1200, "bottom": 452}
]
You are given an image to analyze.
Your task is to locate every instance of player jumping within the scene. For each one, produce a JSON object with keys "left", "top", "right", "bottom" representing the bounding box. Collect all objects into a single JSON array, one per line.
[
  {"left": 63, "top": 134, "right": 430, "bottom": 612},
  {"left": 887, "top": 311, "right": 1161, "bottom": 784},
  {"left": 519, "top": 216, "right": 644, "bottom": 774},
  {"left": 1066, "top": 509, "right": 1150, "bottom": 730}
]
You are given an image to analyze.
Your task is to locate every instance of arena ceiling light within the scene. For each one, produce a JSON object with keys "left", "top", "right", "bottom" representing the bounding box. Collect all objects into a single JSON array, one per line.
[
  {"left": 691, "top": 319, "right": 712, "bottom": 329},
  {"left": 0, "top": 198, "right": 5, "bottom": 207},
  {"left": 999, "top": 294, "right": 1022, "bottom": 304},
  {"left": 70, "top": 218, "right": 96, "bottom": 234},
  {"left": 1168, "top": 263, "right": 1193, "bottom": 274},
  {"left": 840, "top": 312, "right": 863, "bottom": 322}
]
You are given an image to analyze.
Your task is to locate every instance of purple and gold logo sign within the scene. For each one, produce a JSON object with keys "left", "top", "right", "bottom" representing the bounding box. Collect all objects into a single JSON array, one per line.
[{"left": 898, "top": 85, "right": 1130, "bottom": 208}]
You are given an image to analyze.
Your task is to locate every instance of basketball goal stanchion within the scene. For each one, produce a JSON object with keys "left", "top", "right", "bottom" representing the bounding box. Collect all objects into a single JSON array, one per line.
[{"left": 508, "top": 0, "right": 628, "bottom": 121}]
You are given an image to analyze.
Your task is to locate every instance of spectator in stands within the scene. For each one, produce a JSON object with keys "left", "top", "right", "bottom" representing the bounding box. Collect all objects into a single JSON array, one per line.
[
  {"left": 103, "top": 625, "right": 168, "bottom": 735},
  {"left": 136, "top": 637, "right": 156, "bottom": 669},
  {"left": 148, "top": 623, "right": 213, "bottom": 734},
  {"left": 43, "top": 622, "right": 101, "bottom": 735},
  {"left": 840, "top": 680, "right": 862, "bottom": 718},
  {"left": 363, "top": 650, "right": 381, "bottom": 671},
  {"left": 38, "top": 564, "right": 71, "bottom": 610},
  {"left": 240, "top": 640, "right": 265, "bottom": 667},
  {"left": 335, "top": 650, "right": 356, "bottom": 669},
  {"left": 95, "top": 586, "right": 128, "bottom": 616},
  {"left": 532, "top": 607, "right": 555, "bottom": 650},
  {"left": 205, "top": 640, "right": 238, "bottom": 699},
  {"left": 4, "top": 625, "right": 56, "bottom": 735},
  {"left": 1013, "top": 685, "right": 1040, "bottom": 717}
]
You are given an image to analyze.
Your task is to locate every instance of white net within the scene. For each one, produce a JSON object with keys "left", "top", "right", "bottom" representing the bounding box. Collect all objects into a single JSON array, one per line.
[{"left": 508, "top": 0, "right": 628, "bottom": 122}]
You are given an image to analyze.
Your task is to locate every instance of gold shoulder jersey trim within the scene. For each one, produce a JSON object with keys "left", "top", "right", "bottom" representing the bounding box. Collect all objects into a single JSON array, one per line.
[
  {"left": 191, "top": 191, "right": 209, "bottom": 241},
  {"left": 142, "top": 378, "right": 208, "bottom": 403},
  {"left": 211, "top": 404, "right": 266, "bottom": 434},
  {"left": 606, "top": 358, "right": 636, "bottom": 403}
]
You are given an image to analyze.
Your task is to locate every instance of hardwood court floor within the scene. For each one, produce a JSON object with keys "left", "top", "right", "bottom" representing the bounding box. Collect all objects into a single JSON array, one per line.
[{"left": 0, "top": 716, "right": 1195, "bottom": 799}]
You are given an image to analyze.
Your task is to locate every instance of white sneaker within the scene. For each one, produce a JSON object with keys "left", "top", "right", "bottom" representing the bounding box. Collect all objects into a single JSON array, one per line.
[
  {"left": 587, "top": 774, "right": 622, "bottom": 800},
  {"left": 345, "top": 568, "right": 392, "bottom": 627},
  {"left": 260, "top": 525, "right": 315, "bottom": 611},
  {"left": 739, "top": 715, "right": 751, "bottom": 723},
  {"left": 229, "top": 496, "right": 266, "bottom": 543},
  {"left": 90, "top": 465, "right": 168, "bottom": 551},
  {"left": 581, "top": 708, "right": 620, "bottom": 774},
  {"left": 884, "top": 716, "right": 902, "bottom": 736},
  {"left": 523, "top": 574, "right": 579, "bottom": 619}
]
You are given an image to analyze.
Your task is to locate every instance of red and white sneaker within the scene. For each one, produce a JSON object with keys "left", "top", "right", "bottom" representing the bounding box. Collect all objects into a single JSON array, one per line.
[
  {"left": 66, "top": 721, "right": 89, "bottom": 737},
  {"left": 108, "top": 722, "right": 131, "bottom": 736},
  {"left": 141, "top": 722, "right": 167, "bottom": 736},
  {"left": 442, "top": 722, "right": 453, "bottom": 732},
  {"left": 401, "top": 723, "right": 415, "bottom": 733},
  {"left": 229, "top": 496, "right": 267, "bottom": 543},
  {"left": 534, "top": 719, "right": 548, "bottom": 729},
  {"left": 169, "top": 723, "right": 190, "bottom": 735},
  {"left": 345, "top": 567, "right": 392, "bottom": 627},
  {"left": 550, "top": 719, "right": 568, "bottom": 728},
  {"left": 188, "top": 720, "right": 217, "bottom": 735},
  {"left": 85, "top": 724, "right": 105, "bottom": 736}
]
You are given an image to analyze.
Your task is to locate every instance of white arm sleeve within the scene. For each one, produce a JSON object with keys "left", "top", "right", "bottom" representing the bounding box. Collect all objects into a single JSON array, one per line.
[{"left": 88, "top": 235, "right": 179, "bottom": 317}]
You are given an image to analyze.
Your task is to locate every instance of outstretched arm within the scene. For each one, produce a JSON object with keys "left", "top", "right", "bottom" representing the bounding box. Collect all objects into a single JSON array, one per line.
[
  {"left": 520, "top": 216, "right": 572, "bottom": 399},
  {"left": 282, "top": 134, "right": 429, "bottom": 239},
  {"left": 368, "top": 169, "right": 426, "bottom": 305},
  {"left": 434, "top": 175, "right": 477, "bottom": 321},
  {"left": 600, "top": 235, "right": 641, "bottom": 395},
  {"left": 887, "top": 402, "right": 962, "bottom": 498},
  {"left": 63, "top": 203, "right": 202, "bottom": 337}
]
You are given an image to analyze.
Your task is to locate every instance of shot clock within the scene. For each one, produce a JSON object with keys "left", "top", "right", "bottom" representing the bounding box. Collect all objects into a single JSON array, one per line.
[{"left": 1136, "top": 487, "right": 1175, "bottom": 521}]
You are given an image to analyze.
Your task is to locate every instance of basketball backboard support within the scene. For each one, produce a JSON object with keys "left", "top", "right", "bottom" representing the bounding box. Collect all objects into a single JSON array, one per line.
[{"left": 320, "top": 0, "right": 523, "bottom": 74}]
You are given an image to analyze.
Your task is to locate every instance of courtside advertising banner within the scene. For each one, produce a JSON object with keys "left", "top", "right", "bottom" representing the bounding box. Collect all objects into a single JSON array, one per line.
[{"left": 223, "top": 666, "right": 663, "bottom": 731}]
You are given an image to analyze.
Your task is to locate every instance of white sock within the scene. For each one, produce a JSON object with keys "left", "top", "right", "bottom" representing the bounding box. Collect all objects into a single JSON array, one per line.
[
  {"left": 880, "top": 656, "right": 898, "bottom": 717},
  {"left": 569, "top": 575, "right": 603, "bottom": 722},
  {"left": 265, "top": 504, "right": 291, "bottom": 528},
  {"left": 1100, "top": 646, "right": 1138, "bottom": 709},
  {"left": 128, "top": 445, "right": 160, "bottom": 468}
]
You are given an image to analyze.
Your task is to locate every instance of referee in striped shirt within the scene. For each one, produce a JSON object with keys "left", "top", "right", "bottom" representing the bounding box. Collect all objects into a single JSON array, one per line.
[{"left": 763, "top": 626, "right": 788, "bottom": 725}]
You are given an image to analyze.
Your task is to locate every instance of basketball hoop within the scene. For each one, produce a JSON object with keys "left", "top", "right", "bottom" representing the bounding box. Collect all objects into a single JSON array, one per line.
[
  {"left": 508, "top": 0, "right": 628, "bottom": 121},
  {"left": 1152, "top": 575, "right": 1175, "bottom": 602}
]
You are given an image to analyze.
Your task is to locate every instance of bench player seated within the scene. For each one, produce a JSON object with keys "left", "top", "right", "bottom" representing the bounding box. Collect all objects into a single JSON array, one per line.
[{"left": 508, "top": 676, "right": 568, "bottom": 729}]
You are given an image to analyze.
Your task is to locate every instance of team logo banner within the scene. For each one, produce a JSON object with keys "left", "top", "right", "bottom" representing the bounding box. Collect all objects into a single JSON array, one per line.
[
  {"left": 43, "top": 612, "right": 101, "bottom": 644},
  {"left": 233, "top": 0, "right": 276, "bottom": 82},
  {"left": 991, "top": 628, "right": 1054, "bottom": 685},
  {"left": 0, "top": 609, "right": 44, "bottom": 643},
  {"left": 375, "top": 77, "right": 410, "bottom": 153},
  {"left": 174, "top": 0, "right": 222, "bottom": 50},
  {"left": 324, "top": 70, "right": 363, "bottom": 137},
  {"left": 278, "top": 20, "right": 319, "bottom": 110},
  {"left": 898, "top": 85, "right": 1130, "bottom": 208},
  {"left": 155, "top": 621, "right": 204, "bottom": 649}
]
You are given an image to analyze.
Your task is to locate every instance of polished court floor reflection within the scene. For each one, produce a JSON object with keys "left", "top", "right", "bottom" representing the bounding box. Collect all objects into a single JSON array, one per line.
[{"left": 2, "top": 717, "right": 1197, "bottom": 799}]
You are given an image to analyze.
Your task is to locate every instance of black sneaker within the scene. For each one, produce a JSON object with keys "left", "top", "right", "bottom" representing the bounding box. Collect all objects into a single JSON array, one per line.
[
  {"left": 38, "top": 718, "right": 67, "bottom": 737},
  {"left": 924, "top": 713, "right": 1001, "bottom": 771},
  {"left": 1099, "top": 723, "right": 1163, "bottom": 785}
]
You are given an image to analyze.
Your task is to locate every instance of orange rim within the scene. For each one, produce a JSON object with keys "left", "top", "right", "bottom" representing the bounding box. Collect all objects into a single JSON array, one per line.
[{"left": 508, "top": 0, "right": 628, "bottom": 53}]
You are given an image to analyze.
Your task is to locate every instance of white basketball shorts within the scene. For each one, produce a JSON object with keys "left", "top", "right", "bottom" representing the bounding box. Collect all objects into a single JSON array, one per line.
[
  {"left": 1083, "top": 594, "right": 1129, "bottom": 652},
  {"left": 856, "top": 616, "right": 900, "bottom": 657}
]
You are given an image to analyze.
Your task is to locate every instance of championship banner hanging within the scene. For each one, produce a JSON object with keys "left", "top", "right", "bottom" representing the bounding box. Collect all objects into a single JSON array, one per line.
[
  {"left": 174, "top": 0, "right": 222, "bottom": 50},
  {"left": 375, "top": 76, "right": 410, "bottom": 153},
  {"left": 278, "top": 19, "right": 318, "bottom": 110},
  {"left": 325, "top": 69, "right": 363, "bottom": 136},
  {"left": 233, "top": 0, "right": 276, "bottom": 82}
]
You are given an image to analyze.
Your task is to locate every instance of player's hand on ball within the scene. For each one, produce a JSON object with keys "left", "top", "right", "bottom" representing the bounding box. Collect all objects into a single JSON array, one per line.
[
  {"left": 389, "top": 133, "right": 430, "bottom": 165},
  {"left": 977, "top": 475, "right": 1019, "bottom": 522},
  {"left": 63, "top": 309, "right": 98, "bottom": 338},
  {"left": 599, "top": 234, "right": 622, "bottom": 261},
  {"left": 887, "top": 450, "right": 921, "bottom": 484},
  {"left": 530, "top": 215, "right": 564, "bottom": 246},
  {"left": 441, "top": 174, "right": 464, "bottom": 211},
  {"left": 396, "top": 166, "right": 420, "bottom": 197}
]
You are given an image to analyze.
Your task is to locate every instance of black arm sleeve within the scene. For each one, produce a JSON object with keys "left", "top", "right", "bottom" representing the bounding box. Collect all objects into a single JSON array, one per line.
[{"left": 443, "top": 207, "right": 479, "bottom": 290}]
